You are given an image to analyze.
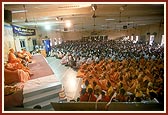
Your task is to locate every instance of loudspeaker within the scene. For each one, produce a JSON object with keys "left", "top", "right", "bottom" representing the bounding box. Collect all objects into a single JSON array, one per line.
[
  {"left": 123, "top": 25, "right": 127, "bottom": 29},
  {"left": 64, "top": 27, "right": 68, "bottom": 31},
  {"left": 4, "top": 10, "right": 12, "bottom": 23}
]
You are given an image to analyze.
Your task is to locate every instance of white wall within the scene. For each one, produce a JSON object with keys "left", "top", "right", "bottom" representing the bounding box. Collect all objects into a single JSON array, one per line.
[
  {"left": 4, "top": 23, "right": 14, "bottom": 62},
  {"left": 36, "top": 23, "right": 164, "bottom": 45}
]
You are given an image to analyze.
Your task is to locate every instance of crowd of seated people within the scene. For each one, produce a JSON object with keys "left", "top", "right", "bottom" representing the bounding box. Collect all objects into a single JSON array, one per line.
[
  {"left": 52, "top": 38, "right": 164, "bottom": 103},
  {"left": 77, "top": 58, "right": 163, "bottom": 103}
]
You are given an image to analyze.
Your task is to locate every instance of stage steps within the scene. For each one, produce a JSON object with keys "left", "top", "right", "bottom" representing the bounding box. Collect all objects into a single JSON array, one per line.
[{"left": 23, "top": 82, "right": 62, "bottom": 111}]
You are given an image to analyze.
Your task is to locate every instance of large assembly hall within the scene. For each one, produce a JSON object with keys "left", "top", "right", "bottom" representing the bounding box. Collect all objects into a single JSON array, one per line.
[{"left": 3, "top": 2, "right": 165, "bottom": 112}]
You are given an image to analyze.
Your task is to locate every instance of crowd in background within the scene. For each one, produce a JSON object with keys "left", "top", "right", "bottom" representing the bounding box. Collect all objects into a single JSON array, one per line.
[{"left": 51, "top": 38, "right": 164, "bottom": 103}]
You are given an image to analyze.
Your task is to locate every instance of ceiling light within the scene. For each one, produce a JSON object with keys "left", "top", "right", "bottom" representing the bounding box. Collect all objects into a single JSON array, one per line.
[
  {"left": 91, "top": 4, "right": 97, "bottom": 11},
  {"left": 12, "top": 10, "right": 27, "bottom": 13},
  {"left": 105, "top": 19, "right": 115, "bottom": 21},
  {"left": 45, "top": 25, "right": 51, "bottom": 30},
  {"left": 127, "top": 22, "right": 134, "bottom": 23},
  {"left": 25, "top": 18, "right": 28, "bottom": 23},
  {"left": 58, "top": 4, "right": 91, "bottom": 9},
  {"left": 79, "top": 4, "right": 91, "bottom": 8},
  {"left": 65, "top": 21, "right": 71, "bottom": 28},
  {"left": 56, "top": 17, "right": 59, "bottom": 21},
  {"left": 138, "top": 24, "right": 146, "bottom": 26},
  {"left": 120, "top": 6, "right": 124, "bottom": 11}
]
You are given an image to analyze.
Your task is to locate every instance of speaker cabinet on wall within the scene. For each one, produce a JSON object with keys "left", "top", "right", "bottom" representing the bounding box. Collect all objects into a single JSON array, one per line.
[
  {"left": 64, "top": 27, "right": 68, "bottom": 31},
  {"left": 4, "top": 10, "right": 12, "bottom": 23},
  {"left": 123, "top": 25, "right": 127, "bottom": 29}
]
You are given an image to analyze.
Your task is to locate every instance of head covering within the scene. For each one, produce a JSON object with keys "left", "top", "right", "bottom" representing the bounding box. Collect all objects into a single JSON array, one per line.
[
  {"left": 148, "top": 82, "right": 153, "bottom": 87},
  {"left": 143, "top": 77, "right": 150, "bottom": 82},
  {"left": 9, "top": 48, "right": 14, "bottom": 52}
]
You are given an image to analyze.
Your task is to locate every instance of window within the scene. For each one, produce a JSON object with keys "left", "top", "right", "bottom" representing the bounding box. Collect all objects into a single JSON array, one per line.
[
  {"left": 161, "top": 35, "right": 164, "bottom": 46},
  {"left": 58, "top": 38, "right": 62, "bottom": 44},
  {"left": 133, "top": 36, "right": 138, "bottom": 43},
  {"left": 149, "top": 35, "right": 154, "bottom": 45},
  {"left": 32, "top": 39, "right": 37, "bottom": 46},
  {"left": 131, "top": 36, "right": 134, "bottom": 41},
  {"left": 135, "top": 36, "right": 139, "bottom": 42},
  {"left": 20, "top": 39, "right": 26, "bottom": 48}
]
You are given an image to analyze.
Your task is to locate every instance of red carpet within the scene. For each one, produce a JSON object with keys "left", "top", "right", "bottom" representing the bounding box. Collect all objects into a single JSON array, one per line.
[{"left": 28, "top": 54, "right": 54, "bottom": 79}]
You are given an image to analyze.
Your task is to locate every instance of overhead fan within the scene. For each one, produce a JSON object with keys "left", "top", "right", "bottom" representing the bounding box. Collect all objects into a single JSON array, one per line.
[
  {"left": 118, "top": 11, "right": 122, "bottom": 23},
  {"left": 93, "top": 13, "right": 96, "bottom": 27},
  {"left": 114, "top": 11, "right": 124, "bottom": 24},
  {"left": 111, "top": 11, "right": 123, "bottom": 30},
  {"left": 33, "top": 17, "right": 38, "bottom": 29},
  {"left": 23, "top": 4, "right": 28, "bottom": 23},
  {"left": 91, "top": 5, "right": 101, "bottom": 35},
  {"left": 114, "top": 11, "right": 130, "bottom": 30},
  {"left": 91, "top": 4, "right": 98, "bottom": 32},
  {"left": 18, "top": 5, "right": 39, "bottom": 27}
]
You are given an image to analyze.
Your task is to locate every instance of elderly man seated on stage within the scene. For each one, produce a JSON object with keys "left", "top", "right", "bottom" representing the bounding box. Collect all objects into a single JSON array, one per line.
[
  {"left": 8, "top": 48, "right": 22, "bottom": 64},
  {"left": 4, "top": 48, "right": 32, "bottom": 85},
  {"left": 21, "top": 48, "right": 32, "bottom": 63},
  {"left": 9, "top": 48, "right": 29, "bottom": 67},
  {"left": 7, "top": 48, "right": 33, "bottom": 75}
]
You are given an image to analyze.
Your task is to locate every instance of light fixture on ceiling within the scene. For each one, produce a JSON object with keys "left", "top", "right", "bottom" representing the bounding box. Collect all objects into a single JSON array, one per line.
[
  {"left": 56, "top": 17, "right": 59, "bottom": 21},
  {"left": 12, "top": 10, "right": 27, "bottom": 13},
  {"left": 58, "top": 4, "right": 91, "bottom": 9},
  {"left": 25, "top": 18, "right": 28, "bottom": 23},
  {"left": 45, "top": 25, "right": 51, "bottom": 30},
  {"left": 120, "top": 4, "right": 127, "bottom": 11},
  {"left": 65, "top": 20, "right": 71, "bottom": 28},
  {"left": 119, "top": 12, "right": 122, "bottom": 23},
  {"left": 60, "top": 17, "right": 63, "bottom": 21},
  {"left": 92, "top": 12, "right": 96, "bottom": 18},
  {"left": 105, "top": 18, "right": 115, "bottom": 21},
  {"left": 55, "top": 17, "right": 63, "bottom": 21},
  {"left": 120, "top": 6, "right": 124, "bottom": 11},
  {"left": 91, "top": 4, "right": 97, "bottom": 11}
]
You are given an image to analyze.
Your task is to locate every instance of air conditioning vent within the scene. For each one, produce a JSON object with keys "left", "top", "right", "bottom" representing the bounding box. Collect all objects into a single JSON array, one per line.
[{"left": 58, "top": 5, "right": 80, "bottom": 9}]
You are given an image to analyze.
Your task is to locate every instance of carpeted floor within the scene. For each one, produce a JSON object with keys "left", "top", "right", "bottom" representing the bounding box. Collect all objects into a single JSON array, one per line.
[{"left": 28, "top": 54, "right": 54, "bottom": 79}]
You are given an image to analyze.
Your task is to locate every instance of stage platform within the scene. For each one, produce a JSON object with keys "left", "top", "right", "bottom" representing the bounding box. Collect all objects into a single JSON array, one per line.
[
  {"left": 4, "top": 54, "right": 63, "bottom": 111},
  {"left": 23, "top": 54, "right": 63, "bottom": 110},
  {"left": 23, "top": 74, "right": 62, "bottom": 110}
]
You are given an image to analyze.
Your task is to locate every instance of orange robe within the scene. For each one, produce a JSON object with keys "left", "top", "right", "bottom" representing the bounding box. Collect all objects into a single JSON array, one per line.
[
  {"left": 88, "top": 93, "right": 97, "bottom": 102},
  {"left": 80, "top": 93, "right": 89, "bottom": 102},
  {"left": 101, "top": 95, "right": 110, "bottom": 102},
  {"left": 8, "top": 52, "right": 21, "bottom": 63},
  {"left": 5, "top": 63, "right": 31, "bottom": 75},
  {"left": 22, "top": 50, "right": 32, "bottom": 62},
  {"left": 17, "top": 52, "right": 25, "bottom": 59},
  {"left": 99, "top": 79, "right": 108, "bottom": 90},
  {"left": 76, "top": 70, "right": 85, "bottom": 78}
]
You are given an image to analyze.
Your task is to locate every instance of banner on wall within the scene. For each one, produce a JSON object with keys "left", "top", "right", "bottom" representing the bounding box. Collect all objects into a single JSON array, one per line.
[{"left": 12, "top": 25, "right": 36, "bottom": 36}]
